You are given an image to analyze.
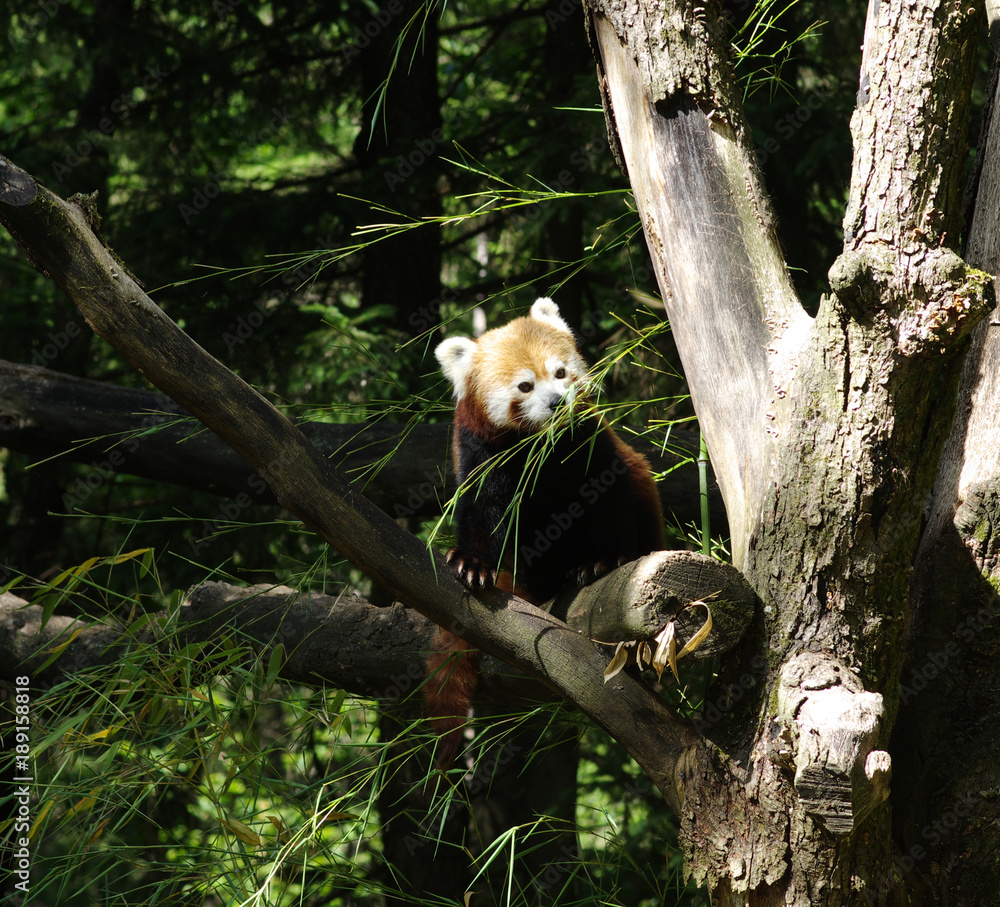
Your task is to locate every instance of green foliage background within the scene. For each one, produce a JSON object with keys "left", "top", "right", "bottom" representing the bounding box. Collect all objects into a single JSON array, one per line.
[{"left": 0, "top": 1, "right": 884, "bottom": 904}]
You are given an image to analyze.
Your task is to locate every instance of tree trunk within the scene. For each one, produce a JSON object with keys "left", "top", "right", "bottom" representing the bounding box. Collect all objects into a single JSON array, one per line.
[
  {"left": 890, "top": 21, "right": 1000, "bottom": 900},
  {"left": 586, "top": 0, "right": 997, "bottom": 903}
]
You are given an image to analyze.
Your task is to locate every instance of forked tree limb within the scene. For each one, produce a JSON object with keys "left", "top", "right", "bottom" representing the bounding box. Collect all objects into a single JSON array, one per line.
[
  {"left": 582, "top": 1, "right": 994, "bottom": 898},
  {"left": 0, "top": 155, "right": 702, "bottom": 810}
]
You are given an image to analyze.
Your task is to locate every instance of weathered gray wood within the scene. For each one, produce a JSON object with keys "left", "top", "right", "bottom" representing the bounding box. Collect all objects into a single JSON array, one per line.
[
  {"left": 774, "top": 653, "right": 890, "bottom": 836},
  {"left": 558, "top": 550, "right": 754, "bottom": 658},
  {"left": 587, "top": 7, "right": 808, "bottom": 568}
]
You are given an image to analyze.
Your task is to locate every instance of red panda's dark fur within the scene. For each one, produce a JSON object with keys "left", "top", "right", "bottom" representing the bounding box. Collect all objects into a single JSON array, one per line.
[{"left": 425, "top": 298, "right": 663, "bottom": 765}]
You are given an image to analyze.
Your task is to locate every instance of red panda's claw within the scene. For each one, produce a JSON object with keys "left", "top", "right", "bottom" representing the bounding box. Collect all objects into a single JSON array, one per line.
[
  {"left": 576, "top": 555, "right": 630, "bottom": 586},
  {"left": 446, "top": 548, "right": 496, "bottom": 591}
]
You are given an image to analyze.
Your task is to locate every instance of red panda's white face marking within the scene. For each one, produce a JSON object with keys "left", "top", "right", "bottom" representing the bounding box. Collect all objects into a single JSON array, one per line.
[
  {"left": 436, "top": 297, "right": 589, "bottom": 432},
  {"left": 486, "top": 352, "right": 581, "bottom": 428}
]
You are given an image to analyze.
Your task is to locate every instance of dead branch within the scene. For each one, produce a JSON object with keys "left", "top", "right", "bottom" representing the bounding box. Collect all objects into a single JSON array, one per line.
[{"left": 2, "top": 550, "right": 753, "bottom": 702}]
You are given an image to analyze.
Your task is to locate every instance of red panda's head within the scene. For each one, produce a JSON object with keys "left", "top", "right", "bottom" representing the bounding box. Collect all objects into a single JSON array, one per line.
[{"left": 436, "top": 297, "right": 589, "bottom": 431}]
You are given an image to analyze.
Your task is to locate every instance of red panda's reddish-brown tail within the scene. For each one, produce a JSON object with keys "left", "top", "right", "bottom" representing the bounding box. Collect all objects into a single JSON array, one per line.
[{"left": 423, "top": 629, "right": 481, "bottom": 768}]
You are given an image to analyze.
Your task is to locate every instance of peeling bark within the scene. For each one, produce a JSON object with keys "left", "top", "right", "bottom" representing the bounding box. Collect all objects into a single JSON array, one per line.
[{"left": 585, "top": 0, "right": 994, "bottom": 903}]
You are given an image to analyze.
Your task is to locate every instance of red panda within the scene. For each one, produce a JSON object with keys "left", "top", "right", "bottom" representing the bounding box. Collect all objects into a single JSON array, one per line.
[{"left": 425, "top": 297, "right": 663, "bottom": 765}]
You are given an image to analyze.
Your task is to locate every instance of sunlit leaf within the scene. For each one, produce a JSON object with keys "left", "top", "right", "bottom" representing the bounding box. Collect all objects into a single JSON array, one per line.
[
  {"left": 653, "top": 621, "right": 677, "bottom": 682},
  {"left": 677, "top": 604, "right": 713, "bottom": 660},
  {"left": 638, "top": 640, "right": 652, "bottom": 668},
  {"left": 604, "top": 642, "right": 630, "bottom": 683},
  {"left": 110, "top": 547, "right": 153, "bottom": 566},
  {"left": 222, "top": 816, "right": 264, "bottom": 846}
]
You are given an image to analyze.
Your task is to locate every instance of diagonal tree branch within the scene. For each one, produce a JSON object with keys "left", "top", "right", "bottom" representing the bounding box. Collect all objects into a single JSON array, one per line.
[{"left": 0, "top": 154, "right": 702, "bottom": 810}]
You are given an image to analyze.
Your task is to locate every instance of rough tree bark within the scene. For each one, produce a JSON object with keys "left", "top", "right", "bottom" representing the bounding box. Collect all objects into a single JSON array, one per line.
[
  {"left": 586, "top": 0, "right": 999, "bottom": 904},
  {"left": 890, "top": 10, "right": 1000, "bottom": 898},
  {"left": 2, "top": 553, "right": 754, "bottom": 698}
]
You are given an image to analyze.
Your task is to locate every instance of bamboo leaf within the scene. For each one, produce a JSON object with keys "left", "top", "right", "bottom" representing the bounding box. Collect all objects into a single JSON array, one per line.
[
  {"left": 653, "top": 621, "right": 678, "bottom": 682},
  {"left": 677, "top": 605, "right": 713, "bottom": 660},
  {"left": 265, "top": 643, "right": 285, "bottom": 688},
  {"left": 222, "top": 816, "right": 264, "bottom": 847},
  {"left": 603, "top": 642, "right": 630, "bottom": 683},
  {"left": 86, "top": 726, "right": 117, "bottom": 744}
]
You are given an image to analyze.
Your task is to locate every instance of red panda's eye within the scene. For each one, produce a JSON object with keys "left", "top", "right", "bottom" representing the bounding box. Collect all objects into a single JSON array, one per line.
[
  {"left": 554, "top": 367, "right": 566, "bottom": 380},
  {"left": 518, "top": 381, "right": 533, "bottom": 393}
]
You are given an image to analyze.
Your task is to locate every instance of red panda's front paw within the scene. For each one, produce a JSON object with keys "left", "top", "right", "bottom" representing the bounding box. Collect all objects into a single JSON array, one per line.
[{"left": 446, "top": 548, "right": 497, "bottom": 591}]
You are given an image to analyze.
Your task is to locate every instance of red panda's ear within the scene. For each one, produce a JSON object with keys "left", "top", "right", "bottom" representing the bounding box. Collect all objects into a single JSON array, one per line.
[
  {"left": 435, "top": 336, "right": 477, "bottom": 398},
  {"left": 530, "top": 297, "right": 572, "bottom": 335}
]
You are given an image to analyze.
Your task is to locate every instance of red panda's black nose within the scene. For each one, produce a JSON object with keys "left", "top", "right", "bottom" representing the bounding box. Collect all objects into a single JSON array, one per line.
[{"left": 546, "top": 393, "right": 562, "bottom": 412}]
